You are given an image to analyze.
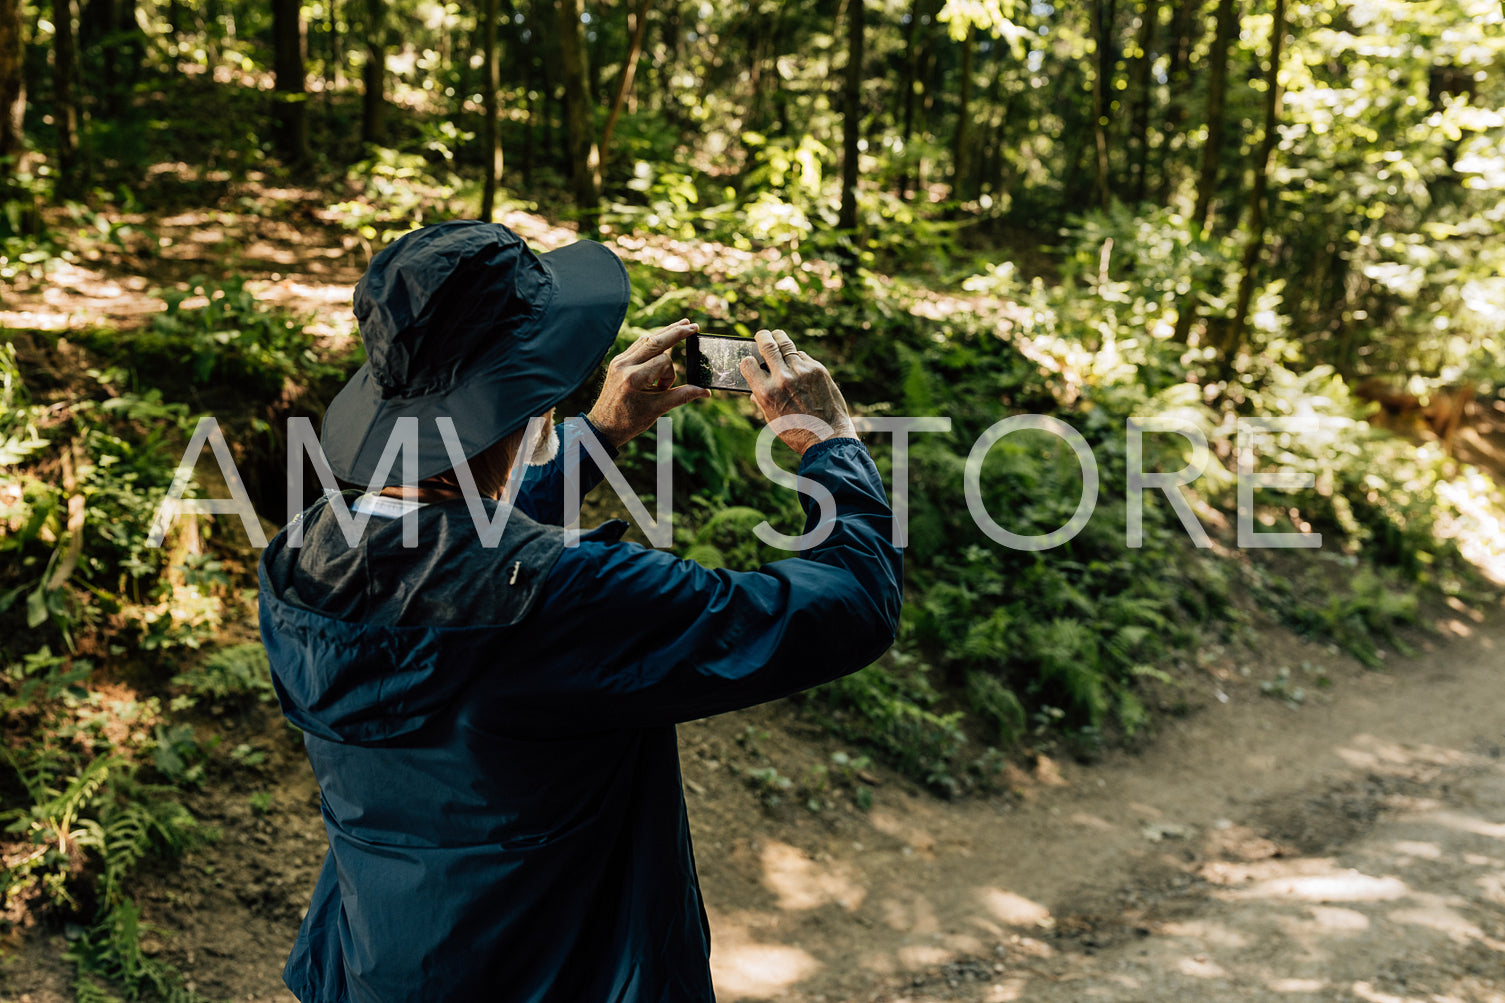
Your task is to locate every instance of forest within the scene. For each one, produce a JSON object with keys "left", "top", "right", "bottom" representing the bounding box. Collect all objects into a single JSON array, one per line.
[{"left": 2, "top": 0, "right": 1505, "bottom": 1000}]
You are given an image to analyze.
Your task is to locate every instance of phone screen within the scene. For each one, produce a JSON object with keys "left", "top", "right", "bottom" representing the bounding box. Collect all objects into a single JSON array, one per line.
[{"left": 687, "top": 334, "right": 767, "bottom": 393}]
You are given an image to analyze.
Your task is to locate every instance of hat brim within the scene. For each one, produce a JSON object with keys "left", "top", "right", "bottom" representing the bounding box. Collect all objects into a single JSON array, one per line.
[{"left": 319, "top": 238, "right": 630, "bottom": 488}]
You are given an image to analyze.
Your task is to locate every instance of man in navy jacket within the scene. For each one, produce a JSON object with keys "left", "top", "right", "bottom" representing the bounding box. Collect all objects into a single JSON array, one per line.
[{"left": 258, "top": 221, "right": 902, "bottom": 1002}]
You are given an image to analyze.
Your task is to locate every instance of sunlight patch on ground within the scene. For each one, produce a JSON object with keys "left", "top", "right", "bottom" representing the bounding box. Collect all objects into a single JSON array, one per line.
[
  {"left": 1429, "top": 811, "right": 1505, "bottom": 841},
  {"left": 495, "top": 210, "right": 581, "bottom": 250},
  {"left": 1, "top": 263, "right": 163, "bottom": 330},
  {"left": 758, "top": 840, "right": 866, "bottom": 912},
  {"left": 1156, "top": 918, "right": 1253, "bottom": 948},
  {"left": 1269, "top": 977, "right": 1330, "bottom": 992},
  {"left": 1391, "top": 839, "right": 1444, "bottom": 860},
  {"left": 982, "top": 976, "right": 1030, "bottom": 1001},
  {"left": 1478, "top": 871, "right": 1505, "bottom": 906},
  {"left": 1388, "top": 892, "right": 1497, "bottom": 945},
  {"left": 1227, "top": 868, "right": 1411, "bottom": 903},
  {"left": 1306, "top": 904, "right": 1372, "bottom": 933},
  {"left": 705, "top": 908, "right": 821, "bottom": 1001},
  {"left": 1333, "top": 735, "right": 1471, "bottom": 774},
  {"left": 877, "top": 892, "right": 941, "bottom": 935},
  {"left": 867, "top": 810, "right": 939, "bottom": 856},
  {"left": 896, "top": 943, "right": 955, "bottom": 969},
  {"left": 976, "top": 887, "right": 1051, "bottom": 927}
]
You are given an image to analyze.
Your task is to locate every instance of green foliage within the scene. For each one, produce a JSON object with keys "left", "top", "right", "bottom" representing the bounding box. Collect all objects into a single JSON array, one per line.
[
  {"left": 170, "top": 642, "right": 276, "bottom": 711},
  {"left": 684, "top": 506, "right": 782, "bottom": 572},
  {"left": 0, "top": 341, "right": 241, "bottom": 1000},
  {"left": 802, "top": 652, "right": 968, "bottom": 796},
  {"left": 332, "top": 147, "right": 464, "bottom": 244},
  {"left": 741, "top": 765, "right": 794, "bottom": 809},
  {"left": 1, "top": 743, "right": 205, "bottom": 1002},
  {"left": 964, "top": 671, "right": 1026, "bottom": 746},
  {"left": 1279, "top": 566, "right": 1420, "bottom": 669},
  {"left": 0, "top": 351, "right": 229, "bottom": 657},
  {"left": 114, "top": 277, "right": 339, "bottom": 394}
]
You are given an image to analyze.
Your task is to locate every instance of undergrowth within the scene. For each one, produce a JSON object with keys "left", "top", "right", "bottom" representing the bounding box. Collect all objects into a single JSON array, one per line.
[
  {"left": 604, "top": 207, "right": 1503, "bottom": 797},
  {"left": 1, "top": 316, "right": 298, "bottom": 999}
]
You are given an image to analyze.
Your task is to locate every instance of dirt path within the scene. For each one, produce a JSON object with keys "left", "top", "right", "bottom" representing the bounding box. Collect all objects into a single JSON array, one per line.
[
  {"left": 6, "top": 600, "right": 1502, "bottom": 1003},
  {"left": 721, "top": 607, "right": 1505, "bottom": 1003}
]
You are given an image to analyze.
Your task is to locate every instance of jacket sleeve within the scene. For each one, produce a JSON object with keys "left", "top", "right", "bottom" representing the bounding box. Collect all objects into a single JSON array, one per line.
[
  {"left": 496, "top": 437, "right": 903, "bottom": 731},
  {"left": 509, "top": 414, "right": 618, "bottom": 526}
]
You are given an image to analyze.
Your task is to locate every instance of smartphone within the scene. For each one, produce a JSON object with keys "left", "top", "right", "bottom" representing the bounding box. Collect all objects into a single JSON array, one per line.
[{"left": 686, "top": 334, "right": 768, "bottom": 393}]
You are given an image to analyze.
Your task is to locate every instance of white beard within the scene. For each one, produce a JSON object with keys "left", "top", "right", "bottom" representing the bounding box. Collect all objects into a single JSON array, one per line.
[{"left": 526, "top": 418, "right": 559, "bottom": 466}]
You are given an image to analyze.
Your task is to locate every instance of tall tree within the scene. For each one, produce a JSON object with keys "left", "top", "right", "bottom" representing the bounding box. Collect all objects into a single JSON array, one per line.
[
  {"left": 1174, "top": 0, "right": 1237, "bottom": 344},
  {"left": 1089, "top": 0, "right": 1117, "bottom": 209},
  {"left": 1223, "top": 0, "right": 1286, "bottom": 366},
  {"left": 951, "top": 22, "right": 975, "bottom": 200},
  {"left": 272, "top": 0, "right": 311, "bottom": 165},
  {"left": 1155, "top": 0, "right": 1200, "bottom": 199},
  {"left": 362, "top": 0, "right": 387, "bottom": 145},
  {"left": 838, "top": 0, "right": 865, "bottom": 269},
  {"left": 325, "top": 0, "right": 341, "bottom": 90},
  {"left": 1127, "top": 0, "right": 1158, "bottom": 202},
  {"left": 896, "top": 0, "right": 929, "bottom": 199},
  {"left": 598, "top": 0, "right": 651, "bottom": 171},
  {"left": 0, "top": 0, "right": 23, "bottom": 179},
  {"left": 54, "top": 0, "right": 79, "bottom": 189},
  {"left": 480, "top": 0, "right": 501, "bottom": 220},
  {"left": 556, "top": 0, "right": 600, "bottom": 233},
  {"left": 1190, "top": 0, "right": 1236, "bottom": 231}
]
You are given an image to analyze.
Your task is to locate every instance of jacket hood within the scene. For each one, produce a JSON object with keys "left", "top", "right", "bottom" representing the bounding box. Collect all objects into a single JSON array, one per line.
[{"left": 256, "top": 496, "right": 566, "bottom": 745}]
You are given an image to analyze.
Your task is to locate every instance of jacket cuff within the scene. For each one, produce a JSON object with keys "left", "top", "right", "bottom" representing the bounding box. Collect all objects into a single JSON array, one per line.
[
  {"left": 577, "top": 413, "right": 621, "bottom": 460},
  {"left": 797, "top": 435, "right": 866, "bottom": 470}
]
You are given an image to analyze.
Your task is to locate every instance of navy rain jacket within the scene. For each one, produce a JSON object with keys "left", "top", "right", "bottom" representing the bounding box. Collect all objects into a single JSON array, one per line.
[{"left": 258, "top": 415, "right": 903, "bottom": 1003}]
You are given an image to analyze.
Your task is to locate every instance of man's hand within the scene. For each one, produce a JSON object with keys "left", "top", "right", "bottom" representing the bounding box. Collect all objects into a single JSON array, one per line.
[
  {"left": 587, "top": 319, "right": 711, "bottom": 448},
  {"left": 739, "top": 329, "right": 859, "bottom": 456}
]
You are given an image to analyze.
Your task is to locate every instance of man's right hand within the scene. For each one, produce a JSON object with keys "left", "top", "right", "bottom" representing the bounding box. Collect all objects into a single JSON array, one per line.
[{"left": 739, "top": 329, "right": 859, "bottom": 456}]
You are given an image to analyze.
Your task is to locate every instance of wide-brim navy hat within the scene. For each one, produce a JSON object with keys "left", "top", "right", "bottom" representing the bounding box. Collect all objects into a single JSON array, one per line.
[{"left": 321, "top": 220, "right": 630, "bottom": 487}]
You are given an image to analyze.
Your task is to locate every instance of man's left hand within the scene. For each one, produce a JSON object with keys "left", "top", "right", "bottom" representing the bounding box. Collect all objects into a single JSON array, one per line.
[{"left": 587, "top": 319, "right": 710, "bottom": 448}]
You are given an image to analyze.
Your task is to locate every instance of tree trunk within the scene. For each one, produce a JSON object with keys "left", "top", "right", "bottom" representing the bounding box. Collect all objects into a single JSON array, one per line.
[
  {"left": 915, "top": 0, "right": 939, "bottom": 195},
  {"left": 838, "top": 0, "right": 864, "bottom": 262},
  {"left": 533, "top": 0, "right": 557, "bottom": 162},
  {"left": 326, "top": 0, "right": 340, "bottom": 89},
  {"left": 272, "top": 0, "right": 310, "bottom": 165},
  {"left": 521, "top": 18, "right": 535, "bottom": 185},
  {"left": 1190, "top": 0, "right": 1235, "bottom": 232},
  {"left": 0, "top": 0, "right": 21, "bottom": 180},
  {"left": 1223, "top": 0, "right": 1285, "bottom": 367},
  {"left": 896, "top": 0, "right": 930, "bottom": 200},
  {"left": 983, "top": 38, "right": 1014, "bottom": 197},
  {"left": 54, "top": 0, "right": 79, "bottom": 189},
  {"left": 659, "top": 0, "right": 681, "bottom": 130},
  {"left": 361, "top": 0, "right": 387, "bottom": 145},
  {"left": 1127, "top": 0, "right": 1158, "bottom": 202},
  {"left": 1173, "top": 0, "right": 1236, "bottom": 344},
  {"left": 1089, "top": 0, "right": 1116, "bottom": 209},
  {"left": 203, "top": 0, "right": 221, "bottom": 69},
  {"left": 951, "top": 22, "right": 974, "bottom": 201},
  {"left": 116, "top": 0, "right": 142, "bottom": 81},
  {"left": 1155, "top": 0, "right": 1198, "bottom": 199},
  {"left": 599, "top": 0, "right": 651, "bottom": 171},
  {"left": 480, "top": 0, "right": 500, "bottom": 220},
  {"left": 556, "top": 0, "right": 600, "bottom": 234}
]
